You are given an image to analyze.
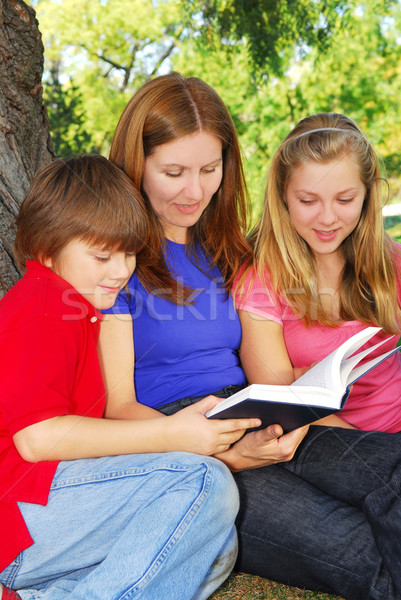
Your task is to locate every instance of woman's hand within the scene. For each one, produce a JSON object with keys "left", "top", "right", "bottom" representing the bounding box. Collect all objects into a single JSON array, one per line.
[
  {"left": 165, "top": 396, "right": 261, "bottom": 456},
  {"left": 215, "top": 423, "right": 310, "bottom": 471}
]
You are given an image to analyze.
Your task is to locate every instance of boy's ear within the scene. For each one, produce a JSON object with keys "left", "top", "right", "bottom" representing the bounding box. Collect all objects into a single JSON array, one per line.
[{"left": 43, "top": 256, "right": 54, "bottom": 268}]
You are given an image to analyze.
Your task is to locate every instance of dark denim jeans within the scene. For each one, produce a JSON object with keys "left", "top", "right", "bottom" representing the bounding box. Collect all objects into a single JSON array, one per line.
[
  {"left": 160, "top": 393, "right": 401, "bottom": 600},
  {"left": 234, "top": 426, "right": 401, "bottom": 600}
]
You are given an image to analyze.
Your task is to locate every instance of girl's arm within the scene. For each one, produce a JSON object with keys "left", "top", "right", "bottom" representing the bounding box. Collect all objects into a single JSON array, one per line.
[
  {"left": 238, "top": 310, "right": 296, "bottom": 385},
  {"left": 215, "top": 423, "right": 310, "bottom": 471},
  {"left": 238, "top": 309, "right": 354, "bottom": 431},
  {"left": 13, "top": 395, "right": 261, "bottom": 463},
  {"left": 312, "top": 414, "right": 356, "bottom": 428},
  {"left": 98, "top": 314, "right": 161, "bottom": 420}
]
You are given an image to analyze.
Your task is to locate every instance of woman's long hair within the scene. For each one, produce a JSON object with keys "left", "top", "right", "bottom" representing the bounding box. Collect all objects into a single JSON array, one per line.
[
  {"left": 110, "top": 72, "right": 251, "bottom": 303},
  {"left": 249, "top": 113, "right": 401, "bottom": 333}
]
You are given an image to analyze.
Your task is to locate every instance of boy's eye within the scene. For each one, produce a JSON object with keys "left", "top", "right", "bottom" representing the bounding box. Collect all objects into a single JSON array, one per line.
[{"left": 95, "top": 255, "right": 110, "bottom": 262}]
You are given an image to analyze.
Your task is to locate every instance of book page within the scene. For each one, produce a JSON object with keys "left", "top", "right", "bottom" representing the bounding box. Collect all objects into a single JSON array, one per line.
[
  {"left": 340, "top": 337, "right": 392, "bottom": 384},
  {"left": 348, "top": 346, "right": 400, "bottom": 384},
  {"left": 292, "top": 326, "right": 382, "bottom": 393}
]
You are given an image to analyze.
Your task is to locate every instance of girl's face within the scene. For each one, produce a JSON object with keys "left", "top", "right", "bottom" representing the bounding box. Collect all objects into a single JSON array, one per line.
[
  {"left": 142, "top": 131, "right": 223, "bottom": 244},
  {"left": 285, "top": 156, "right": 366, "bottom": 261},
  {"left": 44, "top": 240, "right": 136, "bottom": 309}
]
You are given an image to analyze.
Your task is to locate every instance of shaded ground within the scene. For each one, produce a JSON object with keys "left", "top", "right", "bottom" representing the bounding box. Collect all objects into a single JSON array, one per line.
[{"left": 211, "top": 573, "right": 344, "bottom": 600}]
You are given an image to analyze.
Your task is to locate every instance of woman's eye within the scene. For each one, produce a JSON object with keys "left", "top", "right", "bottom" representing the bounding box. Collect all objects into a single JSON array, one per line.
[
  {"left": 202, "top": 167, "right": 216, "bottom": 174},
  {"left": 165, "top": 172, "right": 182, "bottom": 178}
]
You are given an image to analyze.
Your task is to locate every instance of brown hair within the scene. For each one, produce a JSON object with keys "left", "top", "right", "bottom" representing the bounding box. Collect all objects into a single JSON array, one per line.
[
  {"left": 14, "top": 155, "right": 148, "bottom": 270},
  {"left": 110, "top": 72, "right": 251, "bottom": 303},
  {"left": 248, "top": 112, "right": 401, "bottom": 333}
]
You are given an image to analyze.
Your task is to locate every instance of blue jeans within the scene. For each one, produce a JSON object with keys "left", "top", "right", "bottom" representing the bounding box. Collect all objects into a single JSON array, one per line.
[
  {"left": 234, "top": 426, "right": 401, "bottom": 600},
  {"left": 0, "top": 453, "right": 239, "bottom": 600}
]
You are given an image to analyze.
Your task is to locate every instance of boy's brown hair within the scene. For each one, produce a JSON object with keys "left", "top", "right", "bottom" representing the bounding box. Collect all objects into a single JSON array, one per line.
[{"left": 14, "top": 155, "right": 148, "bottom": 270}]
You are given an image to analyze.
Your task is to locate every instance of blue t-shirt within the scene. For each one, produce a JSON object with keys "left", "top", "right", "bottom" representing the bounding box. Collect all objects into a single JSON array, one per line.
[{"left": 104, "top": 240, "right": 245, "bottom": 408}]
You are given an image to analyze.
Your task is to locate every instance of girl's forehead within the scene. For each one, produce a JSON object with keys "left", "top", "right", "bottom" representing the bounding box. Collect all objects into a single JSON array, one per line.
[{"left": 287, "top": 157, "right": 365, "bottom": 190}]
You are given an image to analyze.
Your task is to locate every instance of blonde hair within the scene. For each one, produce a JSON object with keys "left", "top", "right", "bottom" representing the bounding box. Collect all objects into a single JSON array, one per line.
[{"left": 252, "top": 113, "right": 401, "bottom": 333}]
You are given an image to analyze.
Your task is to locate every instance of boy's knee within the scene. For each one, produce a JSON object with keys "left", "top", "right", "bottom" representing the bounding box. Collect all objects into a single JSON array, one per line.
[{"left": 203, "top": 457, "right": 239, "bottom": 522}]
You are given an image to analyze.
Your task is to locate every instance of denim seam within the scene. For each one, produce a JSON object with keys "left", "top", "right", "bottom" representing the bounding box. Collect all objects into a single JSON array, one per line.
[
  {"left": 50, "top": 463, "right": 201, "bottom": 490},
  {"left": 120, "top": 462, "right": 213, "bottom": 599},
  {"left": 0, "top": 553, "right": 21, "bottom": 589}
]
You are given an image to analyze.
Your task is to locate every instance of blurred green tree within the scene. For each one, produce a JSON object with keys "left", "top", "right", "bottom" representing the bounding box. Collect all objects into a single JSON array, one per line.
[
  {"left": 43, "top": 63, "right": 95, "bottom": 156},
  {"left": 30, "top": 0, "right": 401, "bottom": 215}
]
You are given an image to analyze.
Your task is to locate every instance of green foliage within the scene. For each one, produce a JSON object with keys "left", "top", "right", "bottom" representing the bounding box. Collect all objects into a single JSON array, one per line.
[
  {"left": 29, "top": 0, "right": 401, "bottom": 221},
  {"left": 32, "top": 0, "right": 195, "bottom": 153},
  {"left": 182, "top": 0, "right": 348, "bottom": 76},
  {"left": 43, "top": 64, "right": 95, "bottom": 156}
]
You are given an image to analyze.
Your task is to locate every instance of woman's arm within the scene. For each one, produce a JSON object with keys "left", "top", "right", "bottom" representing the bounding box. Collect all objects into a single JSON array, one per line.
[
  {"left": 98, "top": 314, "right": 161, "bottom": 420},
  {"left": 13, "top": 395, "right": 261, "bottom": 463}
]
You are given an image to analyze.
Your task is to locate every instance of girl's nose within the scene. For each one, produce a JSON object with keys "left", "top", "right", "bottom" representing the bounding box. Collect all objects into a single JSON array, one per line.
[{"left": 318, "top": 203, "right": 338, "bottom": 226}]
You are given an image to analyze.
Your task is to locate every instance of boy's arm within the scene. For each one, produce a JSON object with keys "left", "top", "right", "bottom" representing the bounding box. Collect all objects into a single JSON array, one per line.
[
  {"left": 13, "top": 396, "right": 261, "bottom": 463},
  {"left": 98, "top": 314, "right": 162, "bottom": 420}
]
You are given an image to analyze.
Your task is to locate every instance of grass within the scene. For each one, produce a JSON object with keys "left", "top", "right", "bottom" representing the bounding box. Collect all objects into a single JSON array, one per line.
[{"left": 210, "top": 572, "right": 345, "bottom": 600}]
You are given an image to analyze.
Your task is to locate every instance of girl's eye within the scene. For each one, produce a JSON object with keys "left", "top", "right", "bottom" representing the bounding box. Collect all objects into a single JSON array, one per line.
[
  {"left": 125, "top": 253, "right": 136, "bottom": 258},
  {"left": 165, "top": 172, "right": 182, "bottom": 178},
  {"left": 299, "top": 198, "right": 314, "bottom": 205},
  {"left": 338, "top": 198, "right": 353, "bottom": 203}
]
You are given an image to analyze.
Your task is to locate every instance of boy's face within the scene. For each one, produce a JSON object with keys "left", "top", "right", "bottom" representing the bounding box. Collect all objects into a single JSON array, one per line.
[{"left": 44, "top": 239, "right": 136, "bottom": 309}]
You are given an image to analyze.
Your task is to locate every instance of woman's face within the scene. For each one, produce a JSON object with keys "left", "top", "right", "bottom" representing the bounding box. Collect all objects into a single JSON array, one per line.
[
  {"left": 142, "top": 131, "right": 223, "bottom": 244},
  {"left": 285, "top": 156, "right": 366, "bottom": 262}
]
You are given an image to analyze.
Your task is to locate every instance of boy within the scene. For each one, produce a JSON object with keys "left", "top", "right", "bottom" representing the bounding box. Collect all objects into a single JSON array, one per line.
[{"left": 0, "top": 156, "right": 255, "bottom": 600}]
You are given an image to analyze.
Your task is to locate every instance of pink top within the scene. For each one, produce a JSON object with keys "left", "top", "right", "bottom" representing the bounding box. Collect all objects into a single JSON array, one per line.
[{"left": 234, "top": 268, "right": 401, "bottom": 433}]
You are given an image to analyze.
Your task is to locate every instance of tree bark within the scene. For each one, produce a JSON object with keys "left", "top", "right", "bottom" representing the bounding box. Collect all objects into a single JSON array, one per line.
[{"left": 0, "top": 0, "right": 54, "bottom": 298}]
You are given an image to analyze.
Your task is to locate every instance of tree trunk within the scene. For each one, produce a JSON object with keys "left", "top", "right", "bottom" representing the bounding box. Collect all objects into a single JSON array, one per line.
[{"left": 0, "top": 0, "right": 54, "bottom": 298}]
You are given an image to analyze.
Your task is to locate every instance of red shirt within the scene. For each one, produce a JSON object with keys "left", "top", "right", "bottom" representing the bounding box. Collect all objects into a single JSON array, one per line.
[{"left": 0, "top": 261, "right": 106, "bottom": 571}]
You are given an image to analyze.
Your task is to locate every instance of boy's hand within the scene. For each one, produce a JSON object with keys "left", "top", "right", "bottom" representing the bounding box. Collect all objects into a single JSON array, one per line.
[{"left": 166, "top": 395, "right": 261, "bottom": 456}]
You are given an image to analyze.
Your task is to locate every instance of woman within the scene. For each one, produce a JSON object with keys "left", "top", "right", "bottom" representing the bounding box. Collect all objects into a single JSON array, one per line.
[{"left": 100, "top": 75, "right": 401, "bottom": 599}]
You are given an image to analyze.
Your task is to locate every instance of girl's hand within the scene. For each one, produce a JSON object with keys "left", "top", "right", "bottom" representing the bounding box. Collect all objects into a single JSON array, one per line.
[
  {"left": 165, "top": 396, "right": 261, "bottom": 456},
  {"left": 216, "top": 423, "right": 310, "bottom": 471}
]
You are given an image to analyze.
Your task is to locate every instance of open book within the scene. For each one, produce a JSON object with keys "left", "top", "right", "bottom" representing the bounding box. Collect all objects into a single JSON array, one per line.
[{"left": 207, "top": 327, "right": 400, "bottom": 432}]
